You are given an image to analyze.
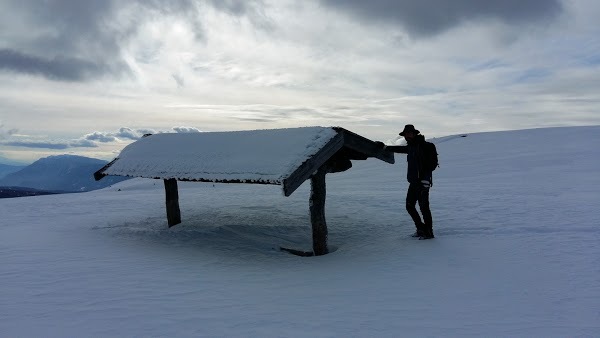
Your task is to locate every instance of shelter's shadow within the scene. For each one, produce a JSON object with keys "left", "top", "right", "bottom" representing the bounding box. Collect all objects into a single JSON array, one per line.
[{"left": 92, "top": 208, "right": 318, "bottom": 257}]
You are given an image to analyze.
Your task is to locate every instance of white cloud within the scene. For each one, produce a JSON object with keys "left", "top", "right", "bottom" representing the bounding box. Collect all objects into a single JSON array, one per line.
[
  {"left": 172, "top": 126, "right": 202, "bottom": 133},
  {"left": 114, "top": 127, "right": 144, "bottom": 140}
]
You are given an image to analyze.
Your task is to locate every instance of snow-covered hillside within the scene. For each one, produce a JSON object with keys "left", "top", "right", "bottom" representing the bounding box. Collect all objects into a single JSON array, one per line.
[
  {"left": 1, "top": 126, "right": 599, "bottom": 337},
  {"left": 0, "top": 154, "right": 128, "bottom": 192}
]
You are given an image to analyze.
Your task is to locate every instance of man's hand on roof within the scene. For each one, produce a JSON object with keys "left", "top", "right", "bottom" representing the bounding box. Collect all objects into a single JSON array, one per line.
[{"left": 374, "top": 141, "right": 386, "bottom": 149}]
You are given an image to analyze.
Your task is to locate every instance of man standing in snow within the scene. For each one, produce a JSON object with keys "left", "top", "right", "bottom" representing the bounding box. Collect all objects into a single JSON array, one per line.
[{"left": 378, "top": 124, "right": 435, "bottom": 240}]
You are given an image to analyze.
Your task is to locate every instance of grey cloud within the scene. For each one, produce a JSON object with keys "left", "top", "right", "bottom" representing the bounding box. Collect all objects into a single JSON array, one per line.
[
  {"left": 172, "top": 73, "right": 185, "bottom": 88},
  {"left": 81, "top": 127, "right": 159, "bottom": 143},
  {"left": 1, "top": 0, "right": 126, "bottom": 81},
  {"left": 3, "top": 126, "right": 203, "bottom": 150},
  {"left": 208, "top": 0, "right": 257, "bottom": 15},
  {"left": 4, "top": 141, "right": 70, "bottom": 149},
  {"left": 70, "top": 139, "right": 99, "bottom": 148},
  {"left": 233, "top": 117, "right": 273, "bottom": 123},
  {"left": 0, "top": 49, "right": 122, "bottom": 82},
  {"left": 84, "top": 131, "right": 117, "bottom": 143},
  {"left": 114, "top": 127, "right": 160, "bottom": 139},
  {"left": 0, "top": 123, "right": 18, "bottom": 139},
  {"left": 0, "top": 0, "right": 264, "bottom": 81},
  {"left": 4, "top": 139, "right": 99, "bottom": 149},
  {"left": 225, "top": 104, "right": 369, "bottom": 124},
  {"left": 320, "top": 0, "right": 563, "bottom": 37}
]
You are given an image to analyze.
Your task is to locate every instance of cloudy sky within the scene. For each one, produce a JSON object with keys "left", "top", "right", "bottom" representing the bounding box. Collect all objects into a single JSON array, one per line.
[{"left": 1, "top": 0, "right": 599, "bottom": 163}]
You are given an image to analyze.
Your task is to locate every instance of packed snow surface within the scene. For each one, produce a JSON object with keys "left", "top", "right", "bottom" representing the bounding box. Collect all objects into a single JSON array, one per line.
[
  {"left": 101, "top": 127, "right": 339, "bottom": 184},
  {"left": 1, "top": 126, "right": 599, "bottom": 337}
]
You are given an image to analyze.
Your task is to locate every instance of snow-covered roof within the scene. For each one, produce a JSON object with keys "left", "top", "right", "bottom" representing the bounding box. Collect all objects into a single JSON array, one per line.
[{"left": 95, "top": 127, "right": 394, "bottom": 196}]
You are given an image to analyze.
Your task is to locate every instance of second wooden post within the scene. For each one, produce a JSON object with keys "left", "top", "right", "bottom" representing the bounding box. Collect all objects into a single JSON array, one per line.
[
  {"left": 164, "top": 178, "right": 181, "bottom": 227},
  {"left": 310, "top": 166, "right": 329, "bottom": 256}
]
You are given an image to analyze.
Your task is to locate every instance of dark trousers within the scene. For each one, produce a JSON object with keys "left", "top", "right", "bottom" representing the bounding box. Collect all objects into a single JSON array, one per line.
[{"left": 406, "top": 183, "right": 433, "bottom": 235}]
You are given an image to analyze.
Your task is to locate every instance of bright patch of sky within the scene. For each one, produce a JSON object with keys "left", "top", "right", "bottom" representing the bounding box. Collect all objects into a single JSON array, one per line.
[{"left": 1, "top": 0, "right": 599, "bottom": 163}]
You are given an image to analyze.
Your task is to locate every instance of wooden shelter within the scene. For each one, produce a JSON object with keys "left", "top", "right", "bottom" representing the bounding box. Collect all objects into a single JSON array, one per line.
[{"left": 95, "top": 127, "right": 394, "bottom": 256}]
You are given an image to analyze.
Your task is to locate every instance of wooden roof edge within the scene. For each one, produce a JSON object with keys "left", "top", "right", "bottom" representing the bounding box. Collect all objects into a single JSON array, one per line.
[
  {"left": 94, "top": 158, "right": 119, "bottom": 181},
  {"left": 281, "top": 127, "right": 395, "bottom": 196},
  {"left": 334, "top": 127, "right": 395, "bottom": 164},
  {"left": 282, "top": 132, "right": 345, "bottom": 197},
  {"left": 97, "top": 169, "right": 288, "bottom": 186}
]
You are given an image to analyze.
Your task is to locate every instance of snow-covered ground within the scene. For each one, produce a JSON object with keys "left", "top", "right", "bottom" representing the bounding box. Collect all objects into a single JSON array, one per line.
[{"left": 1, "top": 126, "right": 599, "bottom": 337}]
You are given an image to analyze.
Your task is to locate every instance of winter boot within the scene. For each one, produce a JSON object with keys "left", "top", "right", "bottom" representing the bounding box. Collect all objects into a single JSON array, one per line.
[
  {"left": 411, "top": 222, "right": 426, "bottom": 237},
  {"left": 419, "top": 228, "right": 435, "bottom": 240}
]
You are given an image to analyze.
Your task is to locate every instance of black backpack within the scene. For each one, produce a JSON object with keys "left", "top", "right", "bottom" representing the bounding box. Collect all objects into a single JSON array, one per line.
[{"left": 422, "top": 141, "right": 439, "bottom": 172}]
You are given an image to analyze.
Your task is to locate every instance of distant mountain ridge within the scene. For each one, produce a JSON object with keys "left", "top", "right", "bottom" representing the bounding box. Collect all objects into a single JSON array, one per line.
[
  {"left": 0, "top": 164, "right": 26, "bottom": 179},
  {"left": 0, "top": 186, "right": 61, "bottom": 199},
  {"left": 0, "top": 154, "right": 129, "bottom": 193}
]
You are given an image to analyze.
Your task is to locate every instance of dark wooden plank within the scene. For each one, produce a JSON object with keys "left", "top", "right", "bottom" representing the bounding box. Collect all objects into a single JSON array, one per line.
[
  {"left": 310, "top": 166, "right": 329, "bottom": 256},
  {"left": 335, "top": 128, "right": 395, "bottom": 164},
  {"left": 94, "top": 158, "right": 119, "bottom": 181},
  {"left": 282, "top": 132, "right": 344, "bottom": 197},
  {"left": 164, "top": 178, "right": 181, "bottom": 227}
]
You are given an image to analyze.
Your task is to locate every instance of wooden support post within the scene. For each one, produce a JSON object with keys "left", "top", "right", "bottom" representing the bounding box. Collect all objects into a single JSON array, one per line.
[
  {"left": 310, "top": 167, "right": 329, "bottom": 256},
  {"left": 164, "top": 178, "right": 181, "bottom": 227}
]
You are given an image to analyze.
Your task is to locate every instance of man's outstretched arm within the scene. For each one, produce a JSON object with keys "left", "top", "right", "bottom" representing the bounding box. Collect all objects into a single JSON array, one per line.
[
  {"left": 385, "top": 145, "right": 408, "bottom": 154},
  {"left": 375, "top": 141, "right": 408, "bottom": 154}
]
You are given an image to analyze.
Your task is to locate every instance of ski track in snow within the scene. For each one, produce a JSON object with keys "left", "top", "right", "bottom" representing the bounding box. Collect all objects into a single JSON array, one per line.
[{"left": 1, "top": 126, "right": 599, "bottom": 337}]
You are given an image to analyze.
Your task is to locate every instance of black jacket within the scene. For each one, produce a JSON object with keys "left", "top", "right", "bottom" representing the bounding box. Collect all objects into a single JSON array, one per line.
[{"left": 386, "top": 135, "right": 432, "bottom": 184}]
